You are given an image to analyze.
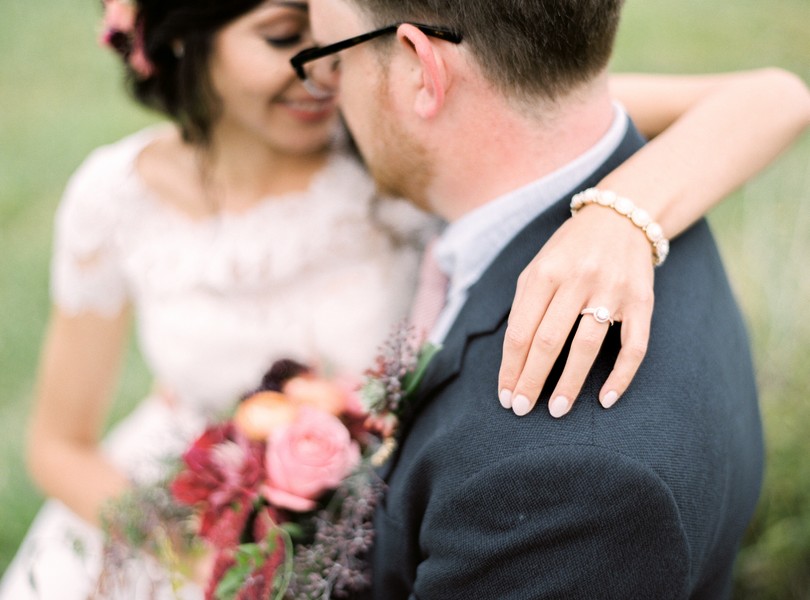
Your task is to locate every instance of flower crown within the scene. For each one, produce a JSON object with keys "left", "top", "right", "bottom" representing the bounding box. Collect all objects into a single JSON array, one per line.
[{"left": 99, "top": 0, "right": 155, "bottom": 79}]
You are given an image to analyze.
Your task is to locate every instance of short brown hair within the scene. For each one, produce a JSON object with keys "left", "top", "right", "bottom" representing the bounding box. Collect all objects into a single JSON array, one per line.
[{"left": 349, "top": 0, "right": 624, "bottom": 102}]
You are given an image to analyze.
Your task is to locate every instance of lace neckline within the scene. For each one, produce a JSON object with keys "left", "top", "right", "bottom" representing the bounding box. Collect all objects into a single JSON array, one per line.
[{"left": 123, "top": 125, "right": 363, "bottom": 229}]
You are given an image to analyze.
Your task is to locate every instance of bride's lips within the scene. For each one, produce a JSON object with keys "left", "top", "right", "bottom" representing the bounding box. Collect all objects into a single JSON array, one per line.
[{"left": 279, "top": 97, "right": 336, "bottom": 122}]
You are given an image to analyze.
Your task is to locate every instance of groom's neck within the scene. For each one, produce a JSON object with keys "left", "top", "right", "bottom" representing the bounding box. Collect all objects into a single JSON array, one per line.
[{"left": 429, "top": 77, "right": 614, "bottom": 222}]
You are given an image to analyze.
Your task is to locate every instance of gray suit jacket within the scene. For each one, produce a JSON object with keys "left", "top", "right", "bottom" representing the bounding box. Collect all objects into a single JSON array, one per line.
[{"left": 369, "top": 125, "right": 764, "bottom": 599}]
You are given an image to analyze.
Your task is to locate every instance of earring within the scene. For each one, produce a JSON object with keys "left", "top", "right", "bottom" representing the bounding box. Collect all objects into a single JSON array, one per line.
[{"left": 172, "top": 39, "right": 185, "bottom": 59}]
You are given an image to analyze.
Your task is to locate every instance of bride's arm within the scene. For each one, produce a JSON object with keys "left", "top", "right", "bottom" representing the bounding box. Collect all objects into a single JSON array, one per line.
[
  {"left": 499, "top": 68, "right": 810, "bottom": 417},
  {"left": 26, "top": 308, "right": 132, "bottom": 525},
  {"left": 608, "top": 69, "right": 810, "bottom": 234}
]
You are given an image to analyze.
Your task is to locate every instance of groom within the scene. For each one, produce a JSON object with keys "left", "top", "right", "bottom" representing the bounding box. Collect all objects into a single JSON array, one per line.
[{"left": 297, "top": 1, "right": 763, "bottom": 598}]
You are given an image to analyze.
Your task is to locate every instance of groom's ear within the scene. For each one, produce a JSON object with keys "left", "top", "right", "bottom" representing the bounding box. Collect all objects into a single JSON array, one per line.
[{"left": 395, "top": 24, "right": 451, "bottom": 119}]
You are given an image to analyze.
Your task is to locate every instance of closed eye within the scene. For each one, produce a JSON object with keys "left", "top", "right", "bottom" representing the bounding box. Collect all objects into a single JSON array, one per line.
[{"left": 265, "top": 34, "right": 304, "bottom": 49}]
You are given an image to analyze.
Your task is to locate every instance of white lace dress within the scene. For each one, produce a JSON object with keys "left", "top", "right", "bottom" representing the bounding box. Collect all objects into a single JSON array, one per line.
[{"left": 0, "top": 127, "right": 433, "bottom": 599}]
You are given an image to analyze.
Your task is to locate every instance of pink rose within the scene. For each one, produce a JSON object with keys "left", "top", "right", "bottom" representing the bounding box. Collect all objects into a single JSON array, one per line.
[{"left": 263, "top": 407, "right": 360, "bottom": 512}]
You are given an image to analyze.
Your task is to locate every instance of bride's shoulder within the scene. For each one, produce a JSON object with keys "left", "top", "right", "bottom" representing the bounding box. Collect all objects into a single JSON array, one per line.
[
  {"left": 71, "top": 125, "right": 171, "bottom": 182},
  {"left": 56, "top": 125, "right": 173, "bottom": 236},
  {"left": 62, "top": 125, "right": 171, "bottom": 207}
]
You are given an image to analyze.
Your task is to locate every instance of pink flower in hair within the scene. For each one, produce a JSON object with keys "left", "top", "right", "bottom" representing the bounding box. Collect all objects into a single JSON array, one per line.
[
  {"left": 129, "top": 20, "right": 155, "bottom": 78},
  {"left": 99, "top": 0, "right": 155, "bottom": 79},
  {"left": 100, "top": 0, "right": 136, "bottom": 45}
]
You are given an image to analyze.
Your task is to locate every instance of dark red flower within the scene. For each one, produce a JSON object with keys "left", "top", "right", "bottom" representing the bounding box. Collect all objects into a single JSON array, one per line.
[{"left": 170, "top": 423, "right": 265, "bottom": 545}]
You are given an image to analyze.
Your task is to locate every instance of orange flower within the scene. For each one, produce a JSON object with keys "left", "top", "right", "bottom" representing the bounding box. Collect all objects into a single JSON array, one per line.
[
  {"left": 233, "top": 391, "right": 297, "bottom": 441},
  {"left": 283, "top": 376, "right": 348, "bottom": 416}
]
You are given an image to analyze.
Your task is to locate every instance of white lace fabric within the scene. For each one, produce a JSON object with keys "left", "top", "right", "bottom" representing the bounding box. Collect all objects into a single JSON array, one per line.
[{"left": 50, "top": 126, "right": 432, "bottom": 416}]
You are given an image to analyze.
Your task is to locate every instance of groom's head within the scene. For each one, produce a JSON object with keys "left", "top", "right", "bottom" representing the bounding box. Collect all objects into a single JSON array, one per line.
[{"left": 302, "top": 0, "right": 624, "bottom": 216}]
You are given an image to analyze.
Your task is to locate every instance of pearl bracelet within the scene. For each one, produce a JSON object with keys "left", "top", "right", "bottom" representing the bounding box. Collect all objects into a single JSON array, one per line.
[{"left": 570, "top": 187, "right": 670, "bottom": 267}]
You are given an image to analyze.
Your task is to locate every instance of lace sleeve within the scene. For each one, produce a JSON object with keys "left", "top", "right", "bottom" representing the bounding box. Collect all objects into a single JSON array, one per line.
[{"left": 50, "top": 149, "right": 130, "bottom": 317}]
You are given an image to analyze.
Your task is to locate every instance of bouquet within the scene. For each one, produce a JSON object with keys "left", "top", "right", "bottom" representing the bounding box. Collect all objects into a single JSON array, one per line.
[
  {"left": 169, "top": 359, "right": 384, "bottom": 599},
  {"left": 96, "top": 326, "right": 439, "bottom": 599}
]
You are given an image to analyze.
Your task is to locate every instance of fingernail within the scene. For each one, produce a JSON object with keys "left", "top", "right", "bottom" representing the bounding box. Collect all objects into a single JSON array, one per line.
[
  {"left": 549, "top": 395, "right": 569, "bottom": 419},
  {"left": 499, "top": 389, "right": 513, "bottom": 409},
  {"left": 512, "top": 395, "right": 531, "bottom": 417},
  {"left": 601, "top": 390, "right": 619, "bottom": 409}
]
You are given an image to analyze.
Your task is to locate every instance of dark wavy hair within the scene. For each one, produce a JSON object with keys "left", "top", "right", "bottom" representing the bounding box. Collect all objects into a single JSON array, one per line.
[{"left": 123, "top": 0, "right": 265, "bottom": 143}]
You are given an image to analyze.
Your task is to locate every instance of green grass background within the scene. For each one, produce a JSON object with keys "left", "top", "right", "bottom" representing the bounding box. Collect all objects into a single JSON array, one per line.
[{"left": 1, "top": 0, "right": 809, "bottom": 597}]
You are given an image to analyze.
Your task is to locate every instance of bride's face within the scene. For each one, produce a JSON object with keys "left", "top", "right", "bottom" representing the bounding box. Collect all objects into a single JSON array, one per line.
[{"left": 208, "top": 1, "right": 338, "bottom": 154}]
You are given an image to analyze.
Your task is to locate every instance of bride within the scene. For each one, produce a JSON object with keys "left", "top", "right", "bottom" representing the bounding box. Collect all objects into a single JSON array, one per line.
[{"left": 1, "top": 0, "right": 808, "bottom": 598}]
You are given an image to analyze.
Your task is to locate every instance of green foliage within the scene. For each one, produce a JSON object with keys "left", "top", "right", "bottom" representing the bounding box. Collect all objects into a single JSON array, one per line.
[
  {"left": 214, "top": 527, "right": 294, "bottom": 600},
  {"left": 215, "top": 542, "right": 273, "bottom": 600},
  {"left": 1, "top": 1, "right": 809, "bottom": 598},
  {"left": 401, "top": 342, "right": 442, "bottom": 399}
]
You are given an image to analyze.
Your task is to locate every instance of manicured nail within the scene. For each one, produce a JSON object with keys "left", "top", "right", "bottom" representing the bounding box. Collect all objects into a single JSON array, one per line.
[
  {"left": 549, "top": 395, "right": 569, "bottom": 418},
  {"left": 512, "top": 395, "right": 531, "bottom": 416},
  {"left": 499, "top": 389, "right": 513, "bottom": 409},
  {"left": 601, "top": 390, "right": 619, "bottom": 409}
]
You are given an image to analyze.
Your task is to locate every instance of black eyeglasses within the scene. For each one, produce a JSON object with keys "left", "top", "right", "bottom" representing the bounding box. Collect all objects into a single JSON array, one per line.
[{"left": 290, "top": 23, "right": 463, "bottom": 99}]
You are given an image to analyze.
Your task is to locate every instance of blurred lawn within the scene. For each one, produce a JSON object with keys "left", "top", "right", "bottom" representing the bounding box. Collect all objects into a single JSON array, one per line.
[{"left": 1, "top": 0, "right": 809, "bottom": 597}]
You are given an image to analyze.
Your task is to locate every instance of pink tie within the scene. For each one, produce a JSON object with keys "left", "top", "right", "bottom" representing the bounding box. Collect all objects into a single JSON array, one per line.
[{"left": 409, "top": 240, "right": 449, "bottom": 340}]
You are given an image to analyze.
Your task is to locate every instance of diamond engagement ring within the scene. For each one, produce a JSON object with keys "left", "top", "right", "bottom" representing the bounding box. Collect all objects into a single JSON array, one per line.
[{"left": 581, "top": 306, "right": 614, "bottom": 326}]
